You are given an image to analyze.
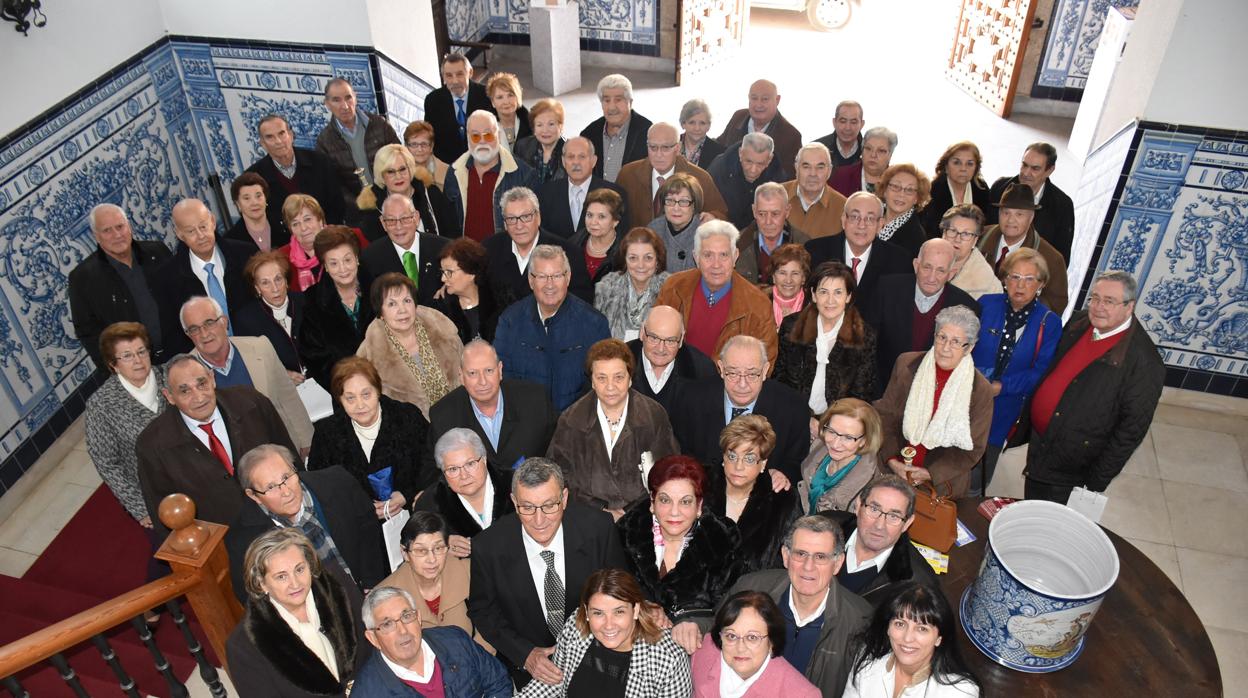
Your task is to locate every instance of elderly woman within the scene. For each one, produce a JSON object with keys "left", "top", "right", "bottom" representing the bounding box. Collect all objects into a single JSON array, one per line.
[
  {"left": 547, "top": 338, "right": 680, "bottom": 518},
  {"left": 226, "top": 528, "right": 369, "bottom": 697},
  {"left": 941, "top": 205, "right": 999, "bottom": 299},
  {"left": 356, "top": 143, "right": 454, "bottom": 240},
  {"left": 517, "top": 568, "right": 692, "bottom": 698},
  {"left": 679, "top": 98, "right": 725, "bottom": 169},
  {"left": 702, "top": 416, "right": 798, "bottom": 575},
  {"left": 844, "top": 582, "right": 980, "bottom": 697},
  {"left": 873, "top": 306, "right": 993, "bottom": 498},
  {"left": 307, "top": 356, "right": 432, "bottom": 516},
  {"left": 357, "top": 272, "right": 463, "bottom": 418},
  {"left": 691, "top": 591, "right": 820, "bottom": 698},
  {"left": 571, "top": 188, "right": 625, "bottom": 282},
  {"left": 969, "top": 248, "right": 1061, "bottom": 495},
  {"left": 797, "top": 398, "right": 883, "bottom": 513},
  {"left": 227, "top": 172, "right": 283, "bottom": 251},
  {"left": 377, "top": 511, "right": 494, "bottom": 652},
  {"left": 876, "top": 164, "right": 932, "bottom": 259},
  {"left": 235, "top": 250, "right": 306, "bottom": 380},
  {"left": 513, "top": 98, "right": 566, "bottom": 184},
  {"left": 281, "top": 194, "right": 329, "bottom": 292},
  {"left": 920, "top": 141, "right": 991, "bottom": 236},
  {"left": 413, "top": 428, "right": 515, "bottom": 558},
  {"left": 649, "top": 173, "right": 705, "bottom": 273},
  {"left": 775, "top": 261, "right": 877, "bottom": 414},
  {"left": 299, "top": 226, "right": 376, "bottom": 388},
  {"left": 487, "top": 72, "right": 530, "bottom": 150},
  {"left": 404, "top": 120, "right": 449, "bottom": 192},
  {"left": 767, "top": 243, "right": 811, "bottom": 326},
  {"left": 619, "top": 456, "right": 740, "bottom": 625},
  {"left": 595, "top": 227, "right": 671, "bottom": 341},
  {"left": 435, "top": 237, "right": 509, "bottom": 343}
]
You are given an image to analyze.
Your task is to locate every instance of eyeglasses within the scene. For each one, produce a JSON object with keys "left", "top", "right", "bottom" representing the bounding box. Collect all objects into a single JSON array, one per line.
[
  {"left": 724, "top": 451, "right": 760, "bottom": 465},
  {"left": 444, "top": 456, "right": 483, "bottom": 479},
  {"left": 251, "top": 470, "right": 299, "bottom": 496},
  {"left": 1087, "top": 294, "right": 1128, "bottom": 308},
  {"left": 406, "top": 141, "right": 432, "bottom": 150},
  {"left": 722, "top": 370, "right": 763, "bottom": 384},
  {"left": 886, "top": 182, "right": 918, "bottom": 195},
  {"left": 404, "top": 544, "right": 449, "bottom": 558},
  {"left": 516, "top": 500, "right": 563, "bottom": 516},
  {"left": 821, "top": 425, "right": 864, "bottom": 444},
  {"left": 185, "top": 316, "right": 223, "bottom": 337},
  {"left": 530, "top": 271, "right": 568, "bottom": 284},
  {"left": 439, "top": 267, "right": 461, "bottom": 278},
  {"left": 642, "top": 330, "right": 681, "bottom": 349},
  {"left": 664, "top": 197, "right": 694, "bottom": 209},
  {"left": 382, "top": 166, "right": 410, "bottom": 178},
  {"left": 468, "top": 131, "right": 497, "bottom": 144},
  {"left": 860, "top": 501, "right": 907, "bottom": 525},
  {"left": 647, "top": 142, "right": 678, "bottom": 152},
  {"left": 503, "top": 211, "right": 537, "bottom": 227},
  {"left": 933, "top": 332, "right": 970, "bottom": 349},
  {"left": 114, "top": 348, "right": 150, "bottom": 364},
  {"left": 720, "top": 630, "right": 768, "bottom": 648},
  {"left": 845, "top": 213, "right": 879, "bottom": 226},
  {"left": 381, "top": 214, "right": 418, "bottom": 227},
  {"left": 788, "top": 549, "right": 838, "bottom": 566},
  {"left": 941, "top": 226, "right": 981, "bottom": 241},
  {"left": 1005, "top": 273, "right": 1040, "bottom": 285},
  {"left": 372, "top": 609, "right": 421, "bottom": 634}
]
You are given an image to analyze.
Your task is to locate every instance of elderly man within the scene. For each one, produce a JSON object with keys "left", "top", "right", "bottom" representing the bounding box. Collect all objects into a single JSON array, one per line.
[
  {"left": 672, "top": 515, "right": 871, "bottom": 696},
  {"left": 414, "top": 427, "right": 517, "bottom": 558},
  {"left": 1020, "top": 270, "right": 1163, "bottom": 503},
  {"left": 360, "top": 193, "right": 449, "bottom": 306},
  {"left": 69, "top": 203, "right": 172, "bottom": 368},
  {"left": 783, "top": 143, "right": 848, "bottom": 238},
  {"left": 315, "top": 77, "right": 400, "bottom": 186},
  {"left": 861, "top": 238, "right": 980, "bottom": 396},
  {"left": 626, "top": 305, "right": 716, "bottom": 412},
  {"left": 708, "top": 132, "right": 786, "bottom": 230},
  {"left": 978, "top": 183, "right": 1069, "bottom": 314},
  {"left": 715, "top": 79, "right": 803, "bottom": 180},
  {"left": 988, "top": 142, "right": 1076, "bottom": 261},
  {"left": 482, "top": 187, "right": 593, "bottom": 303},
  {"left": 735, "top": 182, "right": 809, "bottom": 285},
  {"left": 815, "top": 100, "right": 866, "bottom": 167},
  {"left": 224, "top": 444, "right": 385, "bottom": 600},
  {"left": 829, "top": 126, "right": 896, "bottom": 198},
  {"left": 494, "top": 245, "right": 610, "bottom": 410},
  {"left": 535, "top": 136, "right": 628, "bottom": 238},
  {"left": 181, "top": 296, "right": 313, "bottom": 455},
  {"left": 670, "top": 335, "right": 809, "bottom": 481},
  {"left": 355, "top": 586, "right": 511, "bottom": 696},
  {"left": 805, "top": 191, "right": 913, "bottom": 307},
  {"left": 655, "top": 220, "right": 778, "bottom": 364},
  {"left": 423, "top": 53, "right": 496, "bottom": 165},
  {"left": 579, "top": 74, "right": 653, "bottom": 182},
  {"left": 468, "top": 458, "right": 628, "bottom": 685},
  {"left": 136, "top": 354, "right": 298, "bottom": 537},
  {"left": 245, "top": 113, "right": 353, "bottom": 236},
  {"left": 426, "top": 340, "right": 557, "bottom": 476},
  {"left": 444, "top": 110, "right": 538, "bottom": 240},
  {"left": 152, "top": 199, "right": 254, "bottom": 356},
  {"left": 617, "top": 121, "right": 728, "bottom": 230}
]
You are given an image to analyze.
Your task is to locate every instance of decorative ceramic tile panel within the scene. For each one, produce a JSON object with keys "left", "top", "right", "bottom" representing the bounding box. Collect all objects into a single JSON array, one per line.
[
  {"left": 377, "top": 54, "right": 435, "bottom": 136},
  {"left": 1037, "top": 0, "right": 1139, "bottom": 91},
  {"left": 1069, "top": 121, "right": 1135, "bottom": 303},
  {"left": 447, "top": 0, "right": 657, "bottom": 48}
]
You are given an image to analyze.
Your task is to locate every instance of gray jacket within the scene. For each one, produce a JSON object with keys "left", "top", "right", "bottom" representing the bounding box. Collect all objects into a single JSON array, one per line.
[{"left": 84, "top": 368, "right": 168, "bottom": 520}]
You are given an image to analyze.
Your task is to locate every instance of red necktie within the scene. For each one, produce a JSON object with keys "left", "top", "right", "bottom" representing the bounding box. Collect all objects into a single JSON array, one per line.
[
  {"left": 851, "top": 256, "right": 861, "bottom": 280},
  {"left": 996, "top": 245, "right": 1009, "bottom": 274},
  {"left": 652, "top": 175, "right": 667, "bottom": 217},
  {"left": 200, "top": 422, "right": 233, "bottom": 475}
]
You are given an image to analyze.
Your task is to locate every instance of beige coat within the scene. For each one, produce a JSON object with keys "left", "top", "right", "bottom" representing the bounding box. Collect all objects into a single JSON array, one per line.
[
  {"left": 950, "top": 248, "right": 1002, "bottom": 299},
  {"left": 356, "top": 309, "right": 464, "bottom": 419},
  {"left": 377, "top": 554, "right": 494, "bottom": 653},
  {"left": 797, "top": 441, "right": 879, "bottom": 514},
  {"left": 219, "top": 336, "right": 314, "bottom": 454}
]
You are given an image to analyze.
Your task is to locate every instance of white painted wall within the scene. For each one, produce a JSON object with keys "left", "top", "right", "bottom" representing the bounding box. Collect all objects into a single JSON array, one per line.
[
  {"left": 157, "top": 0, "right": 372, "bottom": 46},
  {"left": 365, "top": 0, "right": 440, "bottom": 84},
  {"left": 1143, "top": 0, "right": 1248, "bottom": 132}
]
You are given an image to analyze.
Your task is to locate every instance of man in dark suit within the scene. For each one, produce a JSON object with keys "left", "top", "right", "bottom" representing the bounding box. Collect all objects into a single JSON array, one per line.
[
  {"left": 986, "top": 142, "right": 1076, "bottom": 262},
  {"left": 861, "top": 238, "right": 981, "bottom": 396},
  {"left": 627, "top": 305, "right": 716, "bottom": 413},
  {"left": 426, "top": 339, "right": 558, "bottom": 473},
  {"left": 483, "top": 187, "right": 593, "bottom": 304},
  {"left": 151, "top": 199, "right": 255, "bottom": 356},
  {"left": 225, "top": 446, "right": 386, "bottom": 601},
  {"left": 579, "top": 74, "right": 652, "bottom": 182},
  {"left": 715, "top": 79, "right": 802, "bottom": 180},
  {"left": 708, "top": 133, "right": 787, "bottom": 231},
  {"left": 245, "top": 114, "right": 355, "bottom": 234},
  {"left": 69, "top": 203, "right": 172, "bottom": 368},
  {"left": 535, "top": 136, "right": 627, "bottom": 238},
  {"left": 616, "top": 122, "right": 729, "bottom": 231},
  {"left": 805, "top": 191, "right": 912, "bottom": 308},
  {"left": 359, "top": 193, "right": 448, "bottom": 307},
  {"left": 136, "top": 355, "right": 299, "bottom": 538},
  {"left": 423, "top": 53, "right": 495, "bottom": 166},
  {"left": 468, "top": 458, "right": 628, "bottom": 686},
  {"left": 670, "top": 336, "right": 810, "bottom": 483}
]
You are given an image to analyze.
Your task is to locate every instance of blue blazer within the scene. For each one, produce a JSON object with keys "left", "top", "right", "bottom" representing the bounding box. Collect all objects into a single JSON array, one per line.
[
  {"left": 971, "top": 293, "right": 1062, "bottom": 446},
  {"left": 349, "top": 625, "right": 511, "bottom": 697}
]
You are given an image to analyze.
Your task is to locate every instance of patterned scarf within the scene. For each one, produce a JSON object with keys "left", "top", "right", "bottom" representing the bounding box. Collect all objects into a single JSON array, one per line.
[
  {"left": 681, "top": 135, "right": 705, "bottom": 166},
  {"left": 384, "top": 319, "right": 451, "bottom": 408},
  {"left": 275, "top": 487, "right": 354, "bottom": 582},
  {"left": 288, "top": 241, "right": 321, "bottom": 292},
  {"left": 992, "top": 299, "right": 1036, "bottom": 380},
  {"left": 877, "top": 207, "right": 914, "bottom": 243}
]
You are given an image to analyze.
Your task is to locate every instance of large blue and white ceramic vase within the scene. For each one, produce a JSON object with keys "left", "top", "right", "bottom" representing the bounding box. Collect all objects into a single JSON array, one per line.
[{"left": 960, "top": 499, "right": 1119, "bottom": 672}]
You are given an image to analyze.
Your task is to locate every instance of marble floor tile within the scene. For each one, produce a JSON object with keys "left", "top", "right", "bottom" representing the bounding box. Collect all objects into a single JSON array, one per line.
[
  {"left": 1163, "top": 481, "right": 1248, "bottom": 558},
  {"left": 1100, "top": 474, "right": 1174, "bottom": 545},
  {"left": 1205, "top": 626, "right": 1248, "bottom": 694},
  {"left": 1122, "top": 536, "right": 1182, "bottom": 591},
  {"left": 1153, "top": 404, "right": 1248, "bottom": 436},
  {"left": 0, "top": 479, "right": 97, "bottom": 556},
  {"left": 60, "top": 448, "right": 102, "bottom": 488},
  {"left": 1176, "top": 548, "right": 1248, "bottom": 633},
  {"left": 0, "top": 545, "right": 38, "bottom": 577},
  {"left": 1121, "top": 430, "right": 1160, "bottom": 479},
  {"left": 1152, "top": 423, "right": 1247, "bottom": 492}
]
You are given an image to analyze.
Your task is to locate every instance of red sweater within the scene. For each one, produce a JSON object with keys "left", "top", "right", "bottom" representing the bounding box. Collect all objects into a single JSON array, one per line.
[
  {"left": 464, "top": 168, "right": 500, "bottom": 241},
  {"left": 904, "top": 365, "right": 953, "bottom": 468},
  {"left": 1030, "top": 327, "right": 1126, "bottom": 435},
  {"left": 686, "top": 287, "right": 732, "bottom": 358}
]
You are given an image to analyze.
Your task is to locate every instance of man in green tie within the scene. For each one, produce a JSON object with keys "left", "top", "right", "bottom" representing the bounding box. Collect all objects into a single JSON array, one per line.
[{"left": 360, "top": 193, "right": 448, "bottom": 307}]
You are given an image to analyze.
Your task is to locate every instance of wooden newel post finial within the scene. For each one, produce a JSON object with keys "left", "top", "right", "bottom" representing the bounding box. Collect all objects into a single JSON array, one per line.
[{"left": 159, "top": 493, "right": 210, "bottom": 555}]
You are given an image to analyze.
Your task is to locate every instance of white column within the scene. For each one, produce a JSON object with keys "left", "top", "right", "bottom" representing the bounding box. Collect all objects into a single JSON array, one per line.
[{"left": 529, "top": 2, "right": 582, "bottom": 97}]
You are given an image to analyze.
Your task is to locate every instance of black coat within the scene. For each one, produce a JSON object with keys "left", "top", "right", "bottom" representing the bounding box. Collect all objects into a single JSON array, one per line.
[
  {"left": 625, "top": 339, "right": 717, "bottom": 413},
  {"left": 988, "top": 175, "right": 1076, "bottom": 262},
  {"left": 773, "top": 311, "right": 878, "bottom": 412},
  {"left": 232, "top": 292, "right": 307, "bottom": 374},
  {"left": 307, "top": 395, "right": 434, "bottom": 501},
  {"left": 503, "top": 105, "right": 533, "bottom": 146},
  {"left": 246, "top": 147, "right": 356, "bottom": 233},
  {"left": 568, "top": 226, "right": 623, "bottom": 283},
  {"left": 298, "top": 270, "right": 376, "bottom": 388},
  {"left": 513, "top": 136, "right": 566, "bottom": 185},
  {"left": 411, "top": 464, "right": 515, "bottom": 538},
  {"left": 619, "top": 504, "right": 740, "bottom": 622},
  {"left": 356, "top": 182, "right": 457, "bottom": 242},
  {"left": 879, "top": 213, "right": 927, "bottom": 259},
  {"left": 434, "top": 281, "right": 511, "bottom": 344},
  {"left": 150, "top": 238, "right": 257, "bottom": 357},
  {"left": 535, "top": 176, "right": 628, "bottom": 239},
  {"left": 686, "top": 136, "right": 726, "bottom": 171},
  {"left": 803, "top": 234, "right": 912, "bottom": 310},
  {"left": 580, "top": 111, "right": 653, "bottom": 180},
  {"left": 706, "top": 145, "right": 786, "bottom": 230},
  {"left": 919, "top": 175, "right": 991, "bottom": 237},
  {"left": 424, "top": 82, "right": 495, "bottom": 165},
  {"left": 358, "top": 232, "right": 449, "bottom": 307},
  {"left": 824, "top": 510, "right": 939, "bottom": 606},
  {"left": 704, "top": 472, "right": 799, "bottom": 576},
  {"left": 425, "top": 379, "right": 558, "bottom": 474},
  {"left": 482, "top": 229, "right": 594, "bottom": 305},
  {"left": 224, "top": 217, "right": 283, "bottom": 254},
  {"left": 68, "top": 241, "right": 172, "bottom": 367},
  {"left": 224, "top": 466, "right": 388, "bottom": 602}
]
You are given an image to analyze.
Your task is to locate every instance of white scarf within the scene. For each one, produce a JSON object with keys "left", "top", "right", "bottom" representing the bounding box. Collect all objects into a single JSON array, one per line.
[
  {"left": 266, "top": 296, "right": 293, "bottom": 336},
  {"left": 901, "top": 352, "right": 976, "bottom": 450},
  {"left": 351, "top": 406, "right": 383, "bottom": 461},
  {"left": 119, "top": 370, "right": 161, "bottom": 413}
]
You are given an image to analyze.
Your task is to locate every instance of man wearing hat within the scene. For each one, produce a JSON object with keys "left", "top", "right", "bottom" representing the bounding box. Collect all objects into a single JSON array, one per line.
[
  {"left": 978, "top": 183, "right": 1068, "bottom": 314},
  {"left": 987, "top": 143, "right": 1075, "bottom": 262}
]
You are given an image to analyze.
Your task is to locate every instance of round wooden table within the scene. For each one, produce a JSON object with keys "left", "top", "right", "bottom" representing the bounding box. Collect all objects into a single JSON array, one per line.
[{"left": 940, "top": 498, "right": 1222, "bottom": 695}]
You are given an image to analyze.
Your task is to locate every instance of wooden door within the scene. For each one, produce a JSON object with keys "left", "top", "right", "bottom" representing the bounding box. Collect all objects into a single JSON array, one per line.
[
  {"left": 676, "top": 0, "right": 748, "bottom": 85},
  {"left": 945, "top": 0, "right": 1037, "bottom": 117}
]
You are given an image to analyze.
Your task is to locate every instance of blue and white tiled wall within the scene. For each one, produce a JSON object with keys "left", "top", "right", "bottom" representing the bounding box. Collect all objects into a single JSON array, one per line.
[
  {"left": 1033, "top": 0, "right": 1140, "bottom": 101},
  {"left": 447, "top": 0, "right": 659, "bottom": 56},
  {"left": 0, "top": 37, "right": 431, "bottom": 496}
]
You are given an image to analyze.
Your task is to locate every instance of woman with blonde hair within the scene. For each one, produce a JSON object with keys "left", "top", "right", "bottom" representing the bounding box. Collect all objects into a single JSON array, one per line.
[
  {"left": 486, "top": 72, "right": 530, "bottom": 150},
  {"left": 356, "top": 143, "right": 455, "bottom": 240},
  {"left": 513, "top": 97, "right": 567, "bottom": 183},
  {"left": 797, "top": 398, "right": 883, "bottom": 513}
]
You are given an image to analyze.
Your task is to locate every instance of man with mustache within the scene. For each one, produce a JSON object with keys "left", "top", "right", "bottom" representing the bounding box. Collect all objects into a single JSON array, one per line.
[{"left": 444, "top": 110, "right": 538, "bottom": 241}]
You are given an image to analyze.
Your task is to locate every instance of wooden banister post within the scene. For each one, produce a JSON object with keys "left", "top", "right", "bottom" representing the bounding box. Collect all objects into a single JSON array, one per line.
[{"left": 154, "top": 494, "right": 244, "bottom": 673}]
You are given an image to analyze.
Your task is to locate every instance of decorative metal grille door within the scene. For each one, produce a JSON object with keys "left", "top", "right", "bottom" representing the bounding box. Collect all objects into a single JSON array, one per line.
[
  {"left": 676, "top": 0, "right": 748, "bottom": 85},
  {"left": 945, "top": 0, "right": 1037, "bottom": 117}
]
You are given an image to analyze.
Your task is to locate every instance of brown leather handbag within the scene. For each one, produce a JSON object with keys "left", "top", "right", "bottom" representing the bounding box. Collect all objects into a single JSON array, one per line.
[{"left": 906, "top": 472, "right": 958, "bottom": 553}]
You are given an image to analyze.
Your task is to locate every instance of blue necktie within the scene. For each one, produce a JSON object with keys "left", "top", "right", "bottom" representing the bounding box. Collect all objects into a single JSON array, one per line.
[
  {"left": 203, "top": 262, "right": 233, "bottom": 336},
  {"left": 456, "top": 97, "right": 466, "bottom": 136}
]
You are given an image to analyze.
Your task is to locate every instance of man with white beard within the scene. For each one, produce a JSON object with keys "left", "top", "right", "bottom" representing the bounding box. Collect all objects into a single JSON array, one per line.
[{"left": 444, "top": 110, "right": 538, "bottom": 241}]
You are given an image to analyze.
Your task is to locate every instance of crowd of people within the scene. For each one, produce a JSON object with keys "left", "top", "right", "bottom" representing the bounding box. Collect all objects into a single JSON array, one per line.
[{"left": 70, "top": 55, "right": 1168, "bottom": 697}]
